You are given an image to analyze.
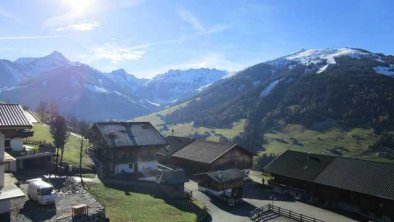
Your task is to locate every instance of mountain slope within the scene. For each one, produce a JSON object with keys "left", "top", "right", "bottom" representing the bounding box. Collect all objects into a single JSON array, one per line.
[
  {"left": 136, "top": 68, "right": 228, "bottom": 105},
  {"left": 0, "top": 56, "right": 158, "bottom": 121},
  {"left": 135, "top": 48, "right": 394, "bottom": 164}
]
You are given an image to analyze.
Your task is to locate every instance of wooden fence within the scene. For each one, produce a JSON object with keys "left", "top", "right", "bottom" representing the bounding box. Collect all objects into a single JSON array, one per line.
[{"left": 250, "top": 204, "right": 325, "bottom": 222}]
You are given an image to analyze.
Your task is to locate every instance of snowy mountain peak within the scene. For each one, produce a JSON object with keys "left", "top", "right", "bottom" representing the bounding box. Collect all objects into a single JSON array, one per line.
[
  {"left": 14, "top": 51, "right": 71, "bottom": 76},
  {"left": 283, "top": 47, "right": 370, "bottom": 65}
]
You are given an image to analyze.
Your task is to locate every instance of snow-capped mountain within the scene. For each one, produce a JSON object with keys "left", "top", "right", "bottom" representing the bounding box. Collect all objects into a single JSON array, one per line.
[
  {"left": 136, "top": 68, "right": 228, "bottom": 105},
  {"left": 15, "top": 51, "right": 71, "bottom": 76},
  {"left": 157, "top": 47, "right": 394, "bottom": 144},
  {"left": 0, "top": 51, "right": 228, "bottom": 120},
  {"left": 106, "top": 69, "right": 148, "bottom": 93}
]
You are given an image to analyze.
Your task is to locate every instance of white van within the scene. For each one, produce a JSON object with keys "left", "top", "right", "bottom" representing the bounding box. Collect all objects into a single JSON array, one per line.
[{"left": 27, "top": 178, "right": 57, "bottom": 205}]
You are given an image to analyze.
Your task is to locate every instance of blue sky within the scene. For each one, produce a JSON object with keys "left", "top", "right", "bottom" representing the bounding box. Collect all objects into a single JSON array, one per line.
[{"left": 1, "top": 0, "right": 393, "bottom": 78}]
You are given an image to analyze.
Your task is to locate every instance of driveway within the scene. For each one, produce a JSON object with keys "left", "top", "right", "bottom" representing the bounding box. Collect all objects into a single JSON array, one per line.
[{"left": 185, "top": 180, "right": 356, "bottom": 222}]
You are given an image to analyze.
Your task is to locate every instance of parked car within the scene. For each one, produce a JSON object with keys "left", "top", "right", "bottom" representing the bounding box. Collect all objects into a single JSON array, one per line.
[{"left": 27, "top": 178, "right": 57, "bottom": 205}]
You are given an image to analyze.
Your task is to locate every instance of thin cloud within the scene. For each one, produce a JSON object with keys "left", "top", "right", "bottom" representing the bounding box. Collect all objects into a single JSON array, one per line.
[
  {"left": 83, "top": 43, "right": 145, "bottom": 63},
  {"left": 0, "top": 35, "right": 61, "bottom": 40},
  {"left": 177, "top": 8, "right": 206, "bottom": 32},
  {"left": 54, "top": 21, "right": 100, "bottom": 32},
  {"left": 0, "top": 6, "right": 22, "bottom": 23}
]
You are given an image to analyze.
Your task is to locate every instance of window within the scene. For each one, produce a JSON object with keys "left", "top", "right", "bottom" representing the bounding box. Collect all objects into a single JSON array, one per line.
[
  {"left": 129, "top": 163, "right": 133, "bottom": 169},
  {"left": 4, "top": 139, "right": 11, "bottom": 148}
]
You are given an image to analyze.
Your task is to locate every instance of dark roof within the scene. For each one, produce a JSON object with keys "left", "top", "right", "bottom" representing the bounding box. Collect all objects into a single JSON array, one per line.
[
  {"left": 172, "top": 140, "right": 238, "bottom": 164},
  {"left": 157, "top": 169, "right": 188, "bottom": 185},
  {"left": 202, "top": 168, "right": 245, "bottom": 184},
  {"left": 0, "top": 104, "right": 32, "bottom": 129},
  {"left": 314, "top": 157, "right": 394, "bottom": 201},
  {"left": 264, "top": 150, "right": 335, "bottom": 182},
  {"left": 164, "top": 136, "right": 195, "bottom": 155},
  {"left": 93, "top": 122, "right": 166, "bottom": 148},
  {"left": 265, "top": 150, "right": 394, "bottom": 201}
]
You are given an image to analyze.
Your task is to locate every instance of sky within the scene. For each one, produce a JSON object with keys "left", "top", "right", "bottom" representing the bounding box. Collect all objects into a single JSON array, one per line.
[{"left": 0, "top": 0, "right": 394, "bottom": 78}]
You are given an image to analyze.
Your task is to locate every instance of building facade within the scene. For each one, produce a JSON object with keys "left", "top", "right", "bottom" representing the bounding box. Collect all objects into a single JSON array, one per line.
[{"left": 89, "top": 122, "right": 166, "bottom": 180}]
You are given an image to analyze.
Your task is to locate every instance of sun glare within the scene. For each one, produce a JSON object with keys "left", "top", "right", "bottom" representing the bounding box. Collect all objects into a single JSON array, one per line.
[{"left": 61, "top": 0, "right": 94, "bottom": 17}]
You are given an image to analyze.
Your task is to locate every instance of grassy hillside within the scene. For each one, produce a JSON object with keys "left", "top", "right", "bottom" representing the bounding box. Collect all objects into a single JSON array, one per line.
[
  {"left": 29, "top": 123, "right": 93, "bottom": 168},
  {"left": 135, "top": 102, "right": 246, "bottom": 142},
  {"left": 136, "top": 107, "right": 394, "bottom": 165},
  {"left": 87, "top": 183, "right": 203, "bottom": 222}
]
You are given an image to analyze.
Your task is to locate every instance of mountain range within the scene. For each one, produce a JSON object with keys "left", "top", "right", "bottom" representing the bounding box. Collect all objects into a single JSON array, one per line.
[
  {"left": 135, "top": 48, "right": 394, "bottom": 164},
  {"left": 0, "top": 51, "right": 227, "bottom": 121}
]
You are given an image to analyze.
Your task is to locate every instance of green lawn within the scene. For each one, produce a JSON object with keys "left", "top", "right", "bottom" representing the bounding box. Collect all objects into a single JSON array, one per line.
[
  {"left": 29, "top": 123, "right": 93, "bottom": 168},
  {"left": 87, "top": 183, "right": 202, "bottom": 222}
]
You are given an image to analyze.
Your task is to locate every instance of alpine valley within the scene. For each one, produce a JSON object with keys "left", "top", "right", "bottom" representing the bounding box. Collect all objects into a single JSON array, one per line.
[{"left": 135, "top": 48, "right": 394, "bottom": 165}]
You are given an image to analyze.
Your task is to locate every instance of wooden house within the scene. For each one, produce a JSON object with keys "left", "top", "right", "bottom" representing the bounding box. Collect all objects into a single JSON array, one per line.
[
  {"left": 0, "top": 104, "right": 30, "bottom": 221},
  {"left": 264, "top": 150, "right": 394, "bottom": 222},
  {"left": 89, "top": 122, "right": 166, "bottom": 180},
  {"left": 165, "top": 137, "right": 253, "bottom": 173},
  {"left": 195, "top": 168, "right": 245, "bottom": 206}
]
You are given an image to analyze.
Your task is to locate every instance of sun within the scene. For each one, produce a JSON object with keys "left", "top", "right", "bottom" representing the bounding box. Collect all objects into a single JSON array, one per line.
[{"left": 61, "top": 0, "right": 95, "bottom": 17}]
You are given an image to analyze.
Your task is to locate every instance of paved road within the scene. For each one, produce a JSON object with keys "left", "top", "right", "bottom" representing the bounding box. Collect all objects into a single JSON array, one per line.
[{"left": 185, "top": 180, "right": 356, "bottom": 222}]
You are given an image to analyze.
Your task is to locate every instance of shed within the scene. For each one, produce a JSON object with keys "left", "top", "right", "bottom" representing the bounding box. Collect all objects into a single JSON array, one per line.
[{"left": 157, "top": 169, "right": 188, "bottom": 199}]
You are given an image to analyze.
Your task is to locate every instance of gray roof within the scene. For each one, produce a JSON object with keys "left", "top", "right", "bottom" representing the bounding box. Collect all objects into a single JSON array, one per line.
[
  {"left": 164, "top": 136, "right": 195, "bottom": 155},
  {"left": 264, "top": 150, "right": 335, "bottom": 182},
  {"left": 265, "top": 150, "right": 394, "bottom": 201},
  {"left": 203, "top": 168, "right": 245, "bottom": 184},
  {"left": 93, "top": 122, "right": 166, "bottom": 148},
  {"left": 157, "top": 169, "right": 188, "bottom": 185},
  {"left": 172, "top": 140, "right": 238, "bottom": 164},
  {"left": 0, "top": 104, "right": 32, "bottom": 129},
  {"left": 314, "top": 157, "right": 394, "bottom": 201}
]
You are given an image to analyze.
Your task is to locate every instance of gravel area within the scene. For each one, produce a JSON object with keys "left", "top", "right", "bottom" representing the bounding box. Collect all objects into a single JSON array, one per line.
[{"left": 11, "top": 177, "right": 103, "bottom": 222}]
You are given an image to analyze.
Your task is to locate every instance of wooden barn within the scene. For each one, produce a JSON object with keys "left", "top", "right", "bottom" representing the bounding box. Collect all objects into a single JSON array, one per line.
[
  {"left": 165, "top": 137, "right": 253, "bottom": 173},
  {"left": 89, "top": 122, "right": 166, "bottom": 180},
  {"left": 264, "top": 150, "right": 394, "bottom": 222},
  {"left": 156, "top": 169, "right": 188, "bottom": 199},
  {"left": 195, "top": 168, "right": 245, "bottom": 206}
]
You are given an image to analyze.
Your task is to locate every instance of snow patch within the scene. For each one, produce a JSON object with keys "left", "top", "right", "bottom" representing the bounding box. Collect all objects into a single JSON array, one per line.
[
  {"left": 196, "top": 83, "right": 212, "bottom": 92},
  {"left": 373, "top": 66, "right": 394, "bottom": 76},
  {"left": 85, "top": 84, "right": 110, "bottom": 94},
  {"left": 144, "top": 100, "right": 161, "bottom": 107},
  {"left": 259, "top": 79, "right": 282, "bottom": 97},
  {"left": 317, "top": 64, "right": 329, "bottom": 74}
]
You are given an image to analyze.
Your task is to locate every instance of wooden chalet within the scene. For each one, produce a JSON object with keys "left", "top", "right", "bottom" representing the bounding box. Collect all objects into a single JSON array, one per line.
[
  {"left": 264, "top": 150, "right": 394, "bottom": 222},
  {"left": 163, "top": 136, "right": 253, "bottom": 173},
  {"left": 89, "top": 122, "right": 166, "bottom": 180}
]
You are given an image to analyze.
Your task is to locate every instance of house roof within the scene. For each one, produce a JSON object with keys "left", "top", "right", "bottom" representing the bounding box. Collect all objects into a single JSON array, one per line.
[
  {"left": 163, "top": 136, "right": 195, "bottom": 155},
  {"left": 93, "top": 121, "right": 166, "bottom": 148},
  {"left": 201, "top": 168, "right": 245, "bottom": 184},
  {"left": 314, "top": 157, "right": 394, "bottom": 201},
  {"left": 172, "top": 140, "right": 239, "bottom": 164},
  {"left": 264, "top": 150, "right": 335, "bottom": 182},
  {"left": 0, "top": 104, "right": 33, "bottom": 129},
  {"left": 265, "top": 150, "right": 394, "bottom": 201},
  {"left": 157, "top": 169, "right": 188, "bottom": 185}
]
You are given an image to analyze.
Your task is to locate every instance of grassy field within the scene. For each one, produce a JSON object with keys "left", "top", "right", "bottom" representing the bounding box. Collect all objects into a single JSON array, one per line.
[
  {"left": 261, "top": 123, "right": 394, "bottom": 163},
  {"left": 87, "top": 183, "right": 203, "bottom": 222},
  {"left": 29, "top": 123, "right": 93, "bottom": 168},
  {"left": 134, "top": 102, "right": 246, "bottom": 142}
]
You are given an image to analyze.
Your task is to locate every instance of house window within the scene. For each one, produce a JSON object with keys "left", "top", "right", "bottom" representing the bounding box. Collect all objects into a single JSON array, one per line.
[
  {"left": 129, "top": 163, "right": 133, "bottom": 169},
  {"left": 4, "top": 139, "right": 11, "bottom": 148}
]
